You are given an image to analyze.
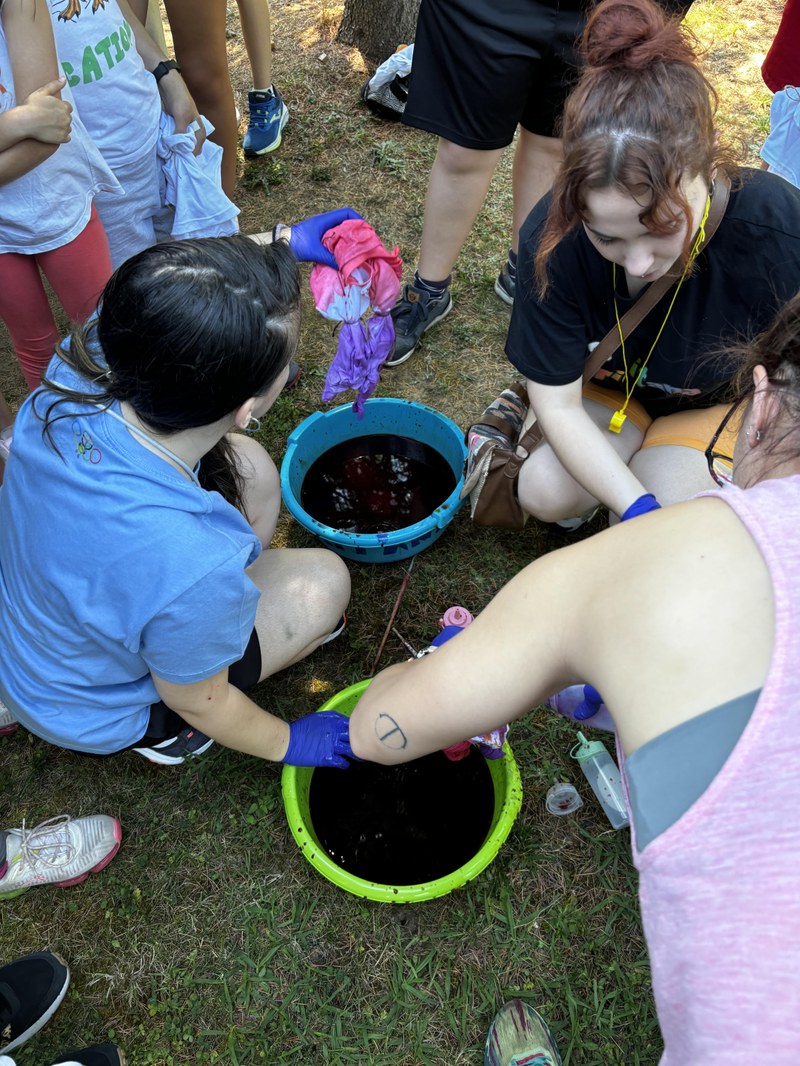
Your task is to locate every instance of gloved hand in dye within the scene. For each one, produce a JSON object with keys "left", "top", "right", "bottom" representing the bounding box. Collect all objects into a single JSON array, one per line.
[
  {"left": 282, "top": 710, "right": 359, "bottom": 769},
  {"left": 289, "top": 208, "right": 365, "bottom": 268}
]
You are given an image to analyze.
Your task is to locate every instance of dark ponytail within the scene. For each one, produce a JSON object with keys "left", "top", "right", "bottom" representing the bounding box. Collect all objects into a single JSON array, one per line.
[{"left": 34, "top": 235, "right": 301, "bottom": 512}]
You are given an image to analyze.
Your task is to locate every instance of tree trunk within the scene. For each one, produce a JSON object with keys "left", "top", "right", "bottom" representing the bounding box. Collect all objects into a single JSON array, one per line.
[{"left": 336, "top": 0, "right": 421, "bottom": 66}]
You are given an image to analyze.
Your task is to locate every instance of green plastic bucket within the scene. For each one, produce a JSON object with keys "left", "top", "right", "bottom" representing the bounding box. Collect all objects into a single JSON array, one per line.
[{"left": 281, "top": 680, "right": 523, "bottom": 903}]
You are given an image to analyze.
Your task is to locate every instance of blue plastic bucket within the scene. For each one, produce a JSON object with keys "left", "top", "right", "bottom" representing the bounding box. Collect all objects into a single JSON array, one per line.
[{"left": 280, "top": 398, "right": 467, "bottom": 563}]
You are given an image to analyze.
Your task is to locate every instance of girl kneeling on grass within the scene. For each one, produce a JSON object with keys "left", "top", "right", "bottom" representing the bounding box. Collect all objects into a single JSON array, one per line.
[
  {"left": 350, "top": 292, "right": 800, "bottom": 1062},
  {"left": 466, "top": 0, "right": 800, "bottom": 529},
  {"left": 0, "top": 234, "right": 356, "bottom": 768}
]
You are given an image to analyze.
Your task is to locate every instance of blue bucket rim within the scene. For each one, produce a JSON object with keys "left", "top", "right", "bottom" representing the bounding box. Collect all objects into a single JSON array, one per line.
[{"left": 280, "top": 398, "right": 467, "bottom": 549}]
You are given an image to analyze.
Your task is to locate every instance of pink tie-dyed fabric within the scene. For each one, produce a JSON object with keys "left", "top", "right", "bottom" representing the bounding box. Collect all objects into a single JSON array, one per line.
[{"left": 310, "top": 220, "right": 402, "bottom": 415}]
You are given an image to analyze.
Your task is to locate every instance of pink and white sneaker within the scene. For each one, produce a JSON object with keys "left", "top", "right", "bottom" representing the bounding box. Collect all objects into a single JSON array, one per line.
[{"left": 0, "top": 815, "right": 122, "bottom": 900}]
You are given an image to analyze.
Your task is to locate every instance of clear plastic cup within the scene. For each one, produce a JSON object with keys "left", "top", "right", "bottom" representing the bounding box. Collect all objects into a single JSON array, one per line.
[{"left": 545, "top": 782, "right": 583, "bottom": 816}]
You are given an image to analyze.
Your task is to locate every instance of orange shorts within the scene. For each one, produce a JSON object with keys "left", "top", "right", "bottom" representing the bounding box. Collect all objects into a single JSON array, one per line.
[{"left": 582, "top": 383, "right": 741, "bottom": 456}]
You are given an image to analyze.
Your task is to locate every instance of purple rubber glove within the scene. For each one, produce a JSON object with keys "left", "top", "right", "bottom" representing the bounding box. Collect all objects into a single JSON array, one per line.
[
  {"left": 621, "top": 493, "right": 661, "bottom": 522},
  {"left": 288, "top": 208, "right": 365, "bottom": 269},
  {"left": 282, "top": 710, "right": 357, "bottom": 769}
]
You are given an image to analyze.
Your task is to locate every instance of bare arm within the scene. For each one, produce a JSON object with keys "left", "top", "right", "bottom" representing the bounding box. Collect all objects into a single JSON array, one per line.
[
  {"left": 527, "top": 377, "right": 647, "bottom": 517},
  {"left": 117, "top": 0, "right": 205, "bottom": 151},
  {"left": 152, "top": 668, "right": 291, "bottom": 761},
  {"left": 0, "top": 0, "right": 64, "bottom": 184},
  {"left": 126, "top": 0, "right": 148, "bottom": 22},
  {"left": 0, "top": 77, "right": 71, "bottom": 151},
  {"left": 349, "top": 498, "right": 773, "bottom": 764}
]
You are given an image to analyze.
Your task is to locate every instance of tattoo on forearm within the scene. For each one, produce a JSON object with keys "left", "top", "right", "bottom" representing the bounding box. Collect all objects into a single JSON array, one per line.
[{"left": 375, "top": 714, "right": 408, "bottom": 750}]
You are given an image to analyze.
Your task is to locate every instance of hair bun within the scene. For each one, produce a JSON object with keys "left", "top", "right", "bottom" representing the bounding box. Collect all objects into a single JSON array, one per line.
[{"left": 583, "top": 0, "right": 695, "bottom": 72}]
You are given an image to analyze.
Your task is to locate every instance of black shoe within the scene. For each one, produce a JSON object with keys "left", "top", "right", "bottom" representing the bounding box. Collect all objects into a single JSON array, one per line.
[
  {"left": 132, "top": 726, "right": 214, "bottom": 766},
  {"left": 386, "top": 281, "right": 453, "bottom": 367},
  {"left": 494, "top": 262, "right": 515, "bottom": 306},
  {"left": 0, "top": 951, "right": 70, "bottom": 1055},
  {"left": 50, "top": 1043, "right": 126, "bottom": 1066}
]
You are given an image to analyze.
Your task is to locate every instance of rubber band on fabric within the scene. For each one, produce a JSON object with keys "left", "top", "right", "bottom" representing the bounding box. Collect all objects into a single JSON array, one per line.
[{"left": 608, "top": 194, "right": 711, "bottom": 433}]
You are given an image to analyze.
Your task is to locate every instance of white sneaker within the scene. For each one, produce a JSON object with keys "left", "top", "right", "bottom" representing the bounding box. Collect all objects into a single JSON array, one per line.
[
  {"left": 0, "top": 697, "right": 18, "bottom": 736},
  {"left": 0, "top": 815, "right": 121, "bottom": 900},
  {"left": 0, "top": 425, "right": 11, "bottom": 463},
  {"left": 555, "top": 507, "right": 600, "bottom": 531}
]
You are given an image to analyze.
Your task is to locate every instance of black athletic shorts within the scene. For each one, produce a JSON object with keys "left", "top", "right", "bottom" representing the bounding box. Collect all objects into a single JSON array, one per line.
[
  {"left": 130, "top": 628, "right": 263, "bottom": 747},
  {"left": 403, "top": 0, "right": 588, "bottom": 148}
]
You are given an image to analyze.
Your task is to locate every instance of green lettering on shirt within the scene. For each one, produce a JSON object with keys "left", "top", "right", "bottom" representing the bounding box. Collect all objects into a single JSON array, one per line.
[
  {"left": 120, "top": 21, "right": 132, "bottom": 52},
  {"left": 95, "top": 36, "right": 114, "bottom": 71},
  {"left": 61, "top": 61, "right": 80, "bottom": 89},
  {"left": 109, "top": 31, "right": 124, "bottom": 64},
  {"left": 82, "top": 46, "right": 103, "bottom": 83}
]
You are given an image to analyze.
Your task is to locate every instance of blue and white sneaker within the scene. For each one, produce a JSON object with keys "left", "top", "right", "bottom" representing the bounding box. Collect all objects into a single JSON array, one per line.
[{"left": 243, "top": 87, "right": 289, "bottom": 157}]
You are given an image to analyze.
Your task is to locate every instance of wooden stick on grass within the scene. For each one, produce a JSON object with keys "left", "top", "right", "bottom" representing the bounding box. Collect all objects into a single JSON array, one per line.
[{"left": 370, "top": 556, "right": 416, "bottom": 675}]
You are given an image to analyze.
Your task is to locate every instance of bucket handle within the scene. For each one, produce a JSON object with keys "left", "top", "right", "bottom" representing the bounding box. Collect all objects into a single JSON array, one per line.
[{"left": 287, "top": 409, "right": 324, "bottom": 447}]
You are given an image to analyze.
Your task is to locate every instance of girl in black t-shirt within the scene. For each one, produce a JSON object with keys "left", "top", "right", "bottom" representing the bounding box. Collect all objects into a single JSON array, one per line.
[{"left": 467, "top": 0, "right": 800, "bottom": 528}]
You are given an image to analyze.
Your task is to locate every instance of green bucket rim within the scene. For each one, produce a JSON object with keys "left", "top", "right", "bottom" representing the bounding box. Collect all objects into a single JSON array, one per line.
[{"left": 281, "top": 679, "right": 523, "bottom": 903}]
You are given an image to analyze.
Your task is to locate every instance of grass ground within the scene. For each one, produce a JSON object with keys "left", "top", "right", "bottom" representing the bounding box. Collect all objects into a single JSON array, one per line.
[{"left": 0, "top": 1, "right": 783, "bottom": 1062}]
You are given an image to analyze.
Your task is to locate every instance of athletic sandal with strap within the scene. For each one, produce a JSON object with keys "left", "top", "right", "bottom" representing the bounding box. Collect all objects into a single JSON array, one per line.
[{"left": 470, "top": 382, "right": 529, "bottom": 441}]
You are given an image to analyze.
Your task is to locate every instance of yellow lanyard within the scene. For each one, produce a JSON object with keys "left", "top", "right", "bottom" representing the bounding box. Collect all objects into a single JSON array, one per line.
[{"left": 608, "top": 193, "right": 711, "bottom": 433}]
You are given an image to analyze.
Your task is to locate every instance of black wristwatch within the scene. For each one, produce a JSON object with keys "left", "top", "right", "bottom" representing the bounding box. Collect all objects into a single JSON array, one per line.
[{"left": 152, "top": 59, "right": 181, "bottom": 84}]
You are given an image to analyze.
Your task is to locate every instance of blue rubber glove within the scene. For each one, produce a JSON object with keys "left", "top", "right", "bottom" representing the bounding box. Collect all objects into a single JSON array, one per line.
[
  {"left": 288, "top": 208, "right": 365, "bottom": 269},
  {"left": 620, "top": 493, "right": 661, "bottom": 522},
  {"left": 574, "top": 684, "right": 606, "bottom": 721},
  {"left": 282, "top": 710, "right": 357, "bottom": 769}
]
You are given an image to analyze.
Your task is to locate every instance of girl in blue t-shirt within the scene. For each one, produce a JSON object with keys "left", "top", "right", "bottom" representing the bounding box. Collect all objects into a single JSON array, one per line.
[{"left": 0, "top": 219, "right": 361, "bottom": 769}]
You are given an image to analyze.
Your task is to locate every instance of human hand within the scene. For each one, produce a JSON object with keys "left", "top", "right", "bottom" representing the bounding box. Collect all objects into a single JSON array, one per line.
[
  {"left": 281, "top": 710, "right": 358, "bottom": 769},
  {"left": 620, "top": 493, "right": 661, "bottom": 522},
  {"left": 20, "top": 78, "right": 72, "bottom": 144},
  {"left": 157, "top": 71, "right": 206, "bottom": 155},
  {"left": 288, "top": 207, "right": 364, "bottom": 268}
]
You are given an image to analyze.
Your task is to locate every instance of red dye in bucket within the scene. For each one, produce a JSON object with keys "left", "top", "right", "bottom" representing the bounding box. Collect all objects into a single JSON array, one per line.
[{"left": 300, "top": 433, "right": 456, "bottom": 534}]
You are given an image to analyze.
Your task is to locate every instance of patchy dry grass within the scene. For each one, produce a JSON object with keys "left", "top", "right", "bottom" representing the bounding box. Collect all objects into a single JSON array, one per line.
[{"left": 0, "top": 0, "right": 784, "bottom": 1062}]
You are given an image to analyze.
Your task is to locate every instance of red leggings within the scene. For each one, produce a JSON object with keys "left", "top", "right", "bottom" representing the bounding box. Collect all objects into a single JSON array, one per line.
[{"left": 0, "top": 207, "right": 112, "bottom": 390}]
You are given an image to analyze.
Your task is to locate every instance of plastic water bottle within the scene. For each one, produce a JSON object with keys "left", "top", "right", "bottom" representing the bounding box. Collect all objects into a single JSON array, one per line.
[{"left": 570, "top": 732, "right": 629, "bottom": 830}]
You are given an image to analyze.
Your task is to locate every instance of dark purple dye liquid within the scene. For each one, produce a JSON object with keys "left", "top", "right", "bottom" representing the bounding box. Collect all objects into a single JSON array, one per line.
[
  {"left": 300, "top": 434, "right": 456, "bottom": 534},
  {"left": 307, "top": 748, "right": 495, "bottom": 886}
]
